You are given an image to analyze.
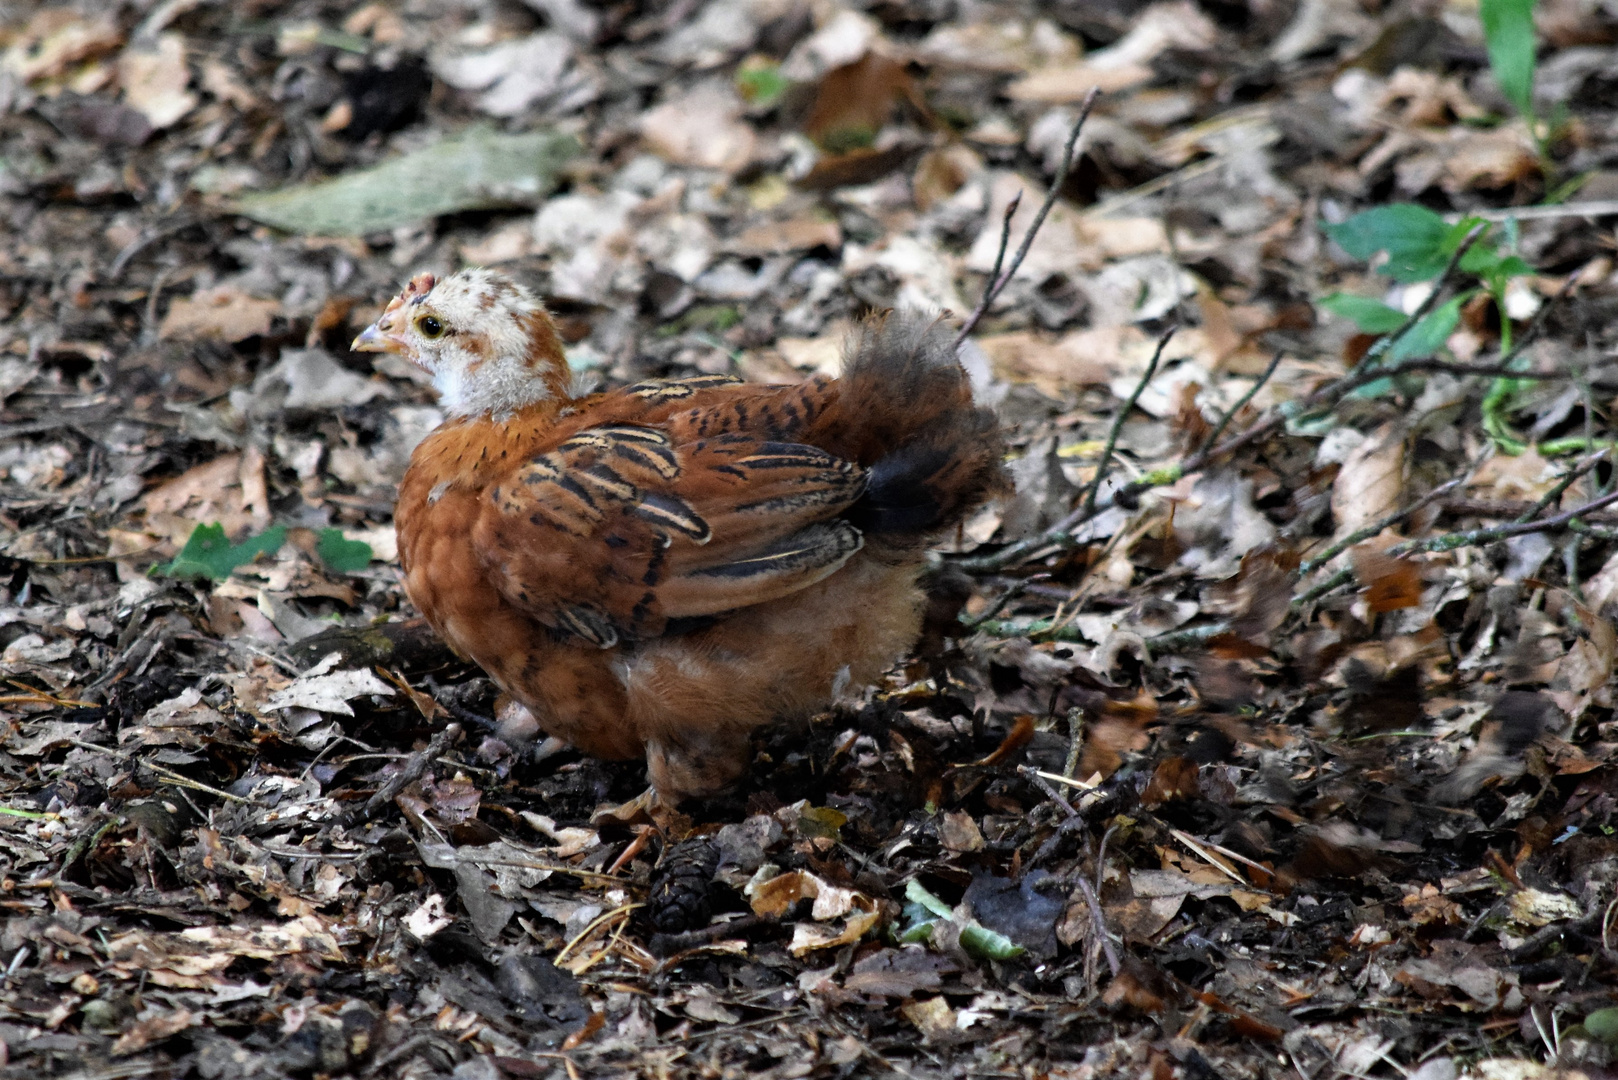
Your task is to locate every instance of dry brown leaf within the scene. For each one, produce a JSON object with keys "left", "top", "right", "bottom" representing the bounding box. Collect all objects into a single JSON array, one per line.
[
  {"left": 901, "top": 996, "right": 957, "bottom": 1041},
  {"left": 112, "top": 1010, "right": 198, "bottom": 1056},
  {"left": 1440, "top": 127, "right": 1541, "bottom": 193},
  {"left": 729, "top": 218, "right": 843, "bottom": 256},
  {"left": 804, "top": 52, "right": 916, "bottom": 151},
  {"left": 787, "top": 901, "right": 882, "bottom": 956},
  {"left": 1007, "top": 2, "right": 1218, "bottom": 103},
  {"left": 912, "top": 143, "right": 981, "bottom": 211},
  {"left": 160, "top": 286, "right": 280, "bottom": 342},
  {"left": 2, "top": 11, "right": 122, "bottom": 84},
  {"left": 639, "top": 83, "right": 758, "bottom": 173},
  {"left": 1350, "top": 545, "right": 1424, "bottom": 614},
  {"left": 939, "top": 811, "right": 985, "bottom": 853},
  {"left": 117, "top": 33, "right": 198, "bottom": 129},
  {"left": 1330, "top": 424, "right": 1405, "bottom": 540},
  {"left": 976, "top": 328, "right": 1125, "bottom": 398}
]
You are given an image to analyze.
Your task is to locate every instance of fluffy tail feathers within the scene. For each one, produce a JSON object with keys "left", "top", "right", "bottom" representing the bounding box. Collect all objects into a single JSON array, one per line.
[{"left": 812, "top": 313, "right": 1005, "bottom": 541}]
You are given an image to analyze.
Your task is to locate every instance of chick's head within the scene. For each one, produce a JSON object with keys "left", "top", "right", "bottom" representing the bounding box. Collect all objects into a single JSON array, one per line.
[{"left": 352, "top": 268, "right": 570, "bottom": 417}]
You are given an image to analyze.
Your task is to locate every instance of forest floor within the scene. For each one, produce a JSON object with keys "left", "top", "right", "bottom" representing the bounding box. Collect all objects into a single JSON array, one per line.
[{"left": 4, "top": 0, "right": 1618, "bottom": 1077}]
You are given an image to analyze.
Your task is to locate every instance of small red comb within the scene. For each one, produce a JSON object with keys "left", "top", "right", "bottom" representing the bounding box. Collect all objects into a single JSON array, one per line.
[
  {"left": 380, "top": 272, "right": 437, "bottom": 317},
  {"left": 404, "top": 272, "right": 436, "bottom": 300}
]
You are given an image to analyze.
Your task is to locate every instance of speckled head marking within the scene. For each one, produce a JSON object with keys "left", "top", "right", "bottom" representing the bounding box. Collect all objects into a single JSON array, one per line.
[{"left": 351, "top": 268, "right": 571, "bottom": 418}]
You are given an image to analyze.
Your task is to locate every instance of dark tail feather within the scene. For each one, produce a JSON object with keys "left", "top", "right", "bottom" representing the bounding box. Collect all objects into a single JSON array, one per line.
[{"left": 813, "top": 312, "right": 1005, "bottom": 540}]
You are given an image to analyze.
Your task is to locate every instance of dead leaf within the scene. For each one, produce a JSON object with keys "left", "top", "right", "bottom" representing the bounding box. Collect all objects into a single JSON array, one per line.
[
  {"left": 159, "top": 287, "right": 280, "bottom": 342},
  {"left": 117, "top": 33, "right": 197, "bottom": 129},
  {"left": 901, "top": 995, "right": 957, "bottom": 1041},
  {"left": 729, "top": 218, "right": 842, "bottom": 256},
  {"left": 1007, "top": 2, "right": 1219, "bottom": 102},
  {"left": 939, "top": 811, "right": 985, "bottom": 853},
  {"left": 2, "top": 11, "right": 122, "bottom": 85},
  {"left": 804, "top": 52, "right": 916, "bottom": 152},
  {"left": 1350, "top": 545, "right": 1424, "bottom": 613},
  {"left": 1329, "top": 424, "right": 1406, "bottom": 540},
  {"left": 640, "top": 83, "right": 758, "bottom": 173},
  {"left": 111, "top": 1009, "right": 198, "bottom": 1056}
]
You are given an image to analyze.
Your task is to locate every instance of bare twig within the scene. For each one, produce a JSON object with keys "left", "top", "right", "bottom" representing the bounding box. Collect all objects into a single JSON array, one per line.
[
  {"left": 955, "top": 88, "right": 1100, "bottom": 344},
  {"left": 1197, "top": 350, "right": 1282, "bottom": 458},
  {"left": 956, "top": 192, "right": 1020, "bottom": 344},
  {"left": 1081, "top": 328, "right": 1174, "bottom": 519},
  {"left": 1297, "top": 465, "right": 1479, "bottom": 577},
  {"left": 1018, "top": 764, "right": 1080, "bottom": 820},
  {"left": 961, "top": 248, "right": 1586, "bottom": 577},
  {"left": 1072, "top": 873, "right": 1121, "bottom": 978},
  {"left": 338, "top": 722, "right": 462, "bottom": 827},
  {"left": 1295, "top": 488, "right": 1618, "bottom": 607},
  {"left": 1442, "top": 497, "right": 1618, "bottom": 524},
  {"left": 1516, "top": 447, "right": 1610, "bottom": 524}
]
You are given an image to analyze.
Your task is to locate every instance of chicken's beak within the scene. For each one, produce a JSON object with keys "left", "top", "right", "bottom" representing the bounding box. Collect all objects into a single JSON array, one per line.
[{"left": 351, "top": 321, "right": 406, "bottom": 355}]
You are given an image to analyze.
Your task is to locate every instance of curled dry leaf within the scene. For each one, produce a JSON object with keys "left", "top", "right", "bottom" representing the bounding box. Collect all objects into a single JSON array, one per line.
[{"left": 1328, "top": 424, "right": 1406, "bottom": 541}]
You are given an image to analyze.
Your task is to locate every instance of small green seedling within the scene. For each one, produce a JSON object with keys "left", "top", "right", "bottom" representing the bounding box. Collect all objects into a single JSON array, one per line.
[{"left": 1319, "top": 202, "right": 1540, "bottom": 452}]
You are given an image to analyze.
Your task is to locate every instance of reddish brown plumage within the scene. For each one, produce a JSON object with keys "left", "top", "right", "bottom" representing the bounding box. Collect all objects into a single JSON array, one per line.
[{"left": 359, "top": 269, "right": 1003, "bottom": 801}]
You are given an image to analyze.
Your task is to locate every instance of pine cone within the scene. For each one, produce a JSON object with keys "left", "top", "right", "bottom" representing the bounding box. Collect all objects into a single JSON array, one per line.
[{"left": 645, "top": 837, "right": 720, "bottom": 935}]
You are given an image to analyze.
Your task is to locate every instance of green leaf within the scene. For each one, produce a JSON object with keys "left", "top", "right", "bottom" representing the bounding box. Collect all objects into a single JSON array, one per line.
[
  {"left": 795, "top": 804, "right": 847, "bottom": 842},
  {"left": 736, "top": 59, "right": 790, "bottom": 109},
  {"left": 897, "top": 901, "right": 938, "bottom": 943},
  {"left": 1480, "top": 0, "right": 1537, "bottom": 117},
  {"left": 1585, "top": 1007, "right": 1618, "bottom": 1043},
  {"left": 154, "top": 523, "right": 288, "bottom": 581},
  {"left": 1345, "top": 375, "right": 1398, "bottom": 401},
  {"left": 316, "top": 528, "right": 373, "bottom": 573},
  {"left": 1461, "top": 244, "right": 1530, "bottom": 284},
  {"left": 1317, "top": 293, "right": 1407, "bottom": 333},
  {"left": 233, "top": 127, "right": 580, "bottom": 236},
  {"left": 904, "top": 879, "right": 954, "bottom": 919},
  {"left": 1324, "top": 204, "right": 1452, "bottom": 282},
  {"left": 958, "top": 922, "right": 1026, "bottom": 961},
  {"left": 901, "top": 880, "right": 1026, "bottom": 961},
  {"left": 1390, "top": 294, "right": 1466, "bottom": 361}
]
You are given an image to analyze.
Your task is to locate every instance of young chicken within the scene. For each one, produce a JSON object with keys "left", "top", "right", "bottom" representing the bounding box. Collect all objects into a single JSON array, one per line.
[{"left": 353, "top": 268, "right": 1002, "bottom": 801}]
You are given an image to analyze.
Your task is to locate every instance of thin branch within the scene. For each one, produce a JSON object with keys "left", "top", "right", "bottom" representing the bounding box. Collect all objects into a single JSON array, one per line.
[
  {"left": 338, "top": 722, "right": 462, "bottom": 828},
  {"left": 1441, "top": 497, "right": 1618, "bottom": 524},
  {"left": 1297, "top": 474, "right": 1470, "bottom": 577},
  {"left": 1295, "top": 488, "right": 1618, "bottom": 607},
  {"left": 1197, "top": 350, "right": 1282, "bottom": 459},
  {"left": 1072, "top": 873, "right": 1121, "bottom": 978},
  {"left": 1081, "top": 328, "right": 1174, "bottom": 519},
  {"left": 958, "top": 216, "right": 1583, "bottom": 577},
  {"left": 1516, "top": 448, "right": 1611, "bottom": 524},
  {"left": 955, "top": 192, "right": 1021, "bottom": 344},
  {"left": 1018, "top": 764, "right": 1080, "bottom": 820},
  {"left": 955, "top": 88, "right": 1100, "bottom": 345}
]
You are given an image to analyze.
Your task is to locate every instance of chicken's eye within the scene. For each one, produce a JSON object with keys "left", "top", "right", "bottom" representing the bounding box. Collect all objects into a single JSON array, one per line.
[{"left": 418, "top": 315, "right": 445, "bottom": 338}]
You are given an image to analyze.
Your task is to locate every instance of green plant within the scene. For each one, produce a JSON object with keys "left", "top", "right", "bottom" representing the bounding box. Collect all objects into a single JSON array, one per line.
[
  {"left": 1479, "top": 0, "right": 1568, "bottom": 172},
  {"left": 316, "top": 529, "right": 374, "bottom": 573},
  {"left": 1320, "top": 203, "right": 1542, "bottom": 451},
  {"left": 154, "top": 523, "right": 289, "bottom": 581},
  {"left": 735, "top": 57, "right": 790, "bottom": 110},
  {"left": 154, "top": 523, "right": 372, "bottom": 581},
  {"left": 1480, "top": 0, "right": 1536, "bottom": 120}
]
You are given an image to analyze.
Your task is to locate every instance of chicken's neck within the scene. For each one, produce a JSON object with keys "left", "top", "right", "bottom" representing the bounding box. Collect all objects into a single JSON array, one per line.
[{"left": 412, "top": 404, "right": 564, "bottom": 488}]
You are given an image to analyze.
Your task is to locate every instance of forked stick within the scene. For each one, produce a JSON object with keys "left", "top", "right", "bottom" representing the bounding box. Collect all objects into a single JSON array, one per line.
[{"left": 956, "top": 88, "right": 1101, "bottom": 345}]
